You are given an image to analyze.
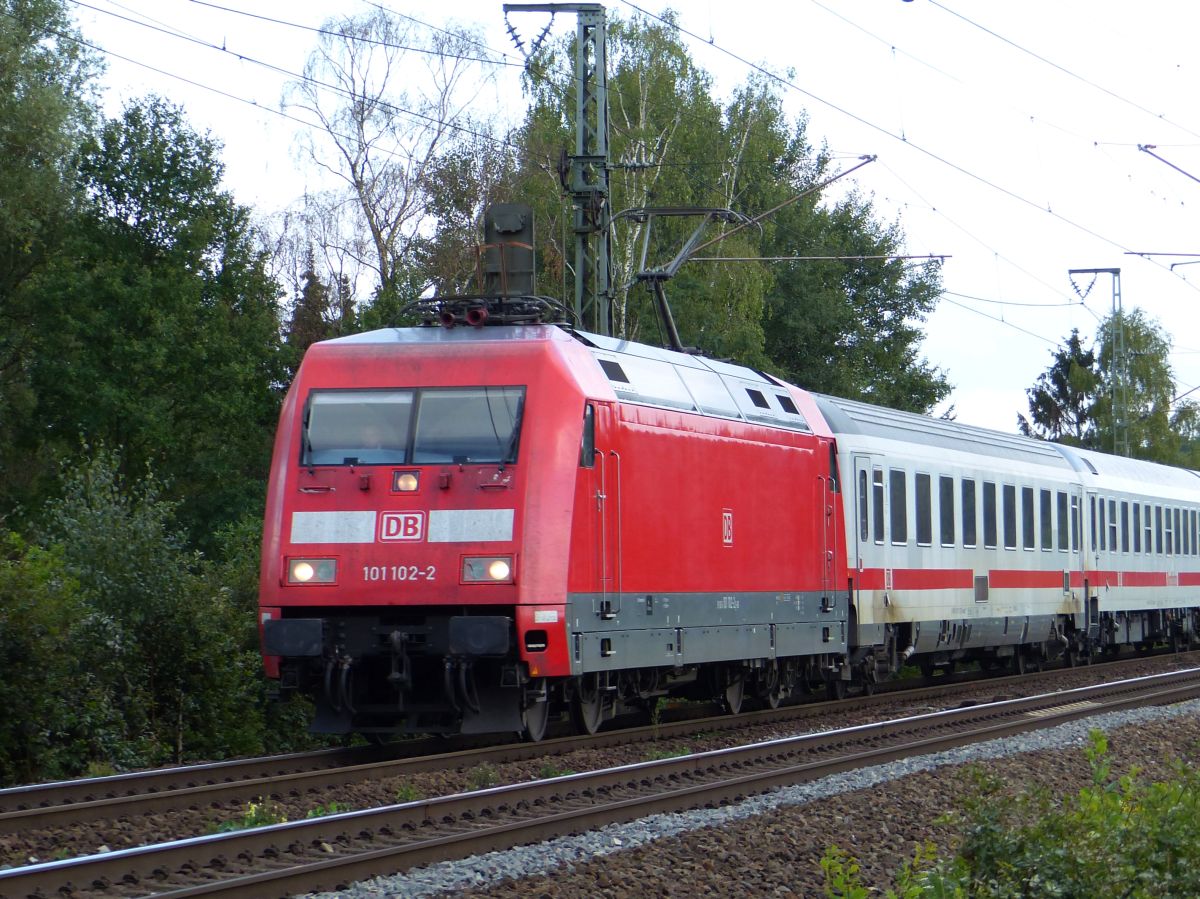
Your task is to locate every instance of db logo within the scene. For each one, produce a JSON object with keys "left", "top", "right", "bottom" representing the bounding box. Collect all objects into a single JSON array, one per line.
[
  {"left": 722, "top": 509, "right": 734, "bottom": 547},
  {"left": 380, "top": 511, "right": 425, "bottom": 542}
]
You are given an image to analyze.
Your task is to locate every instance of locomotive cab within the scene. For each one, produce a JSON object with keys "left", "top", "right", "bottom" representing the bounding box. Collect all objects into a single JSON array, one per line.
[{"left": 260, "top": 325, "right": 589, "bottom": 736}]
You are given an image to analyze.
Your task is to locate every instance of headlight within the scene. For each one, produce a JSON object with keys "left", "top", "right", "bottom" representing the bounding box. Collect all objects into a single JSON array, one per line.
[
  {"left": 393, "top": 471, "right": 420, "bottom": 492},
  {"left": 287, "top": 558, "right": 337, "bottom": 584},
  {"left": 462, "top": 556, "right": 514, "bottom": 583}
]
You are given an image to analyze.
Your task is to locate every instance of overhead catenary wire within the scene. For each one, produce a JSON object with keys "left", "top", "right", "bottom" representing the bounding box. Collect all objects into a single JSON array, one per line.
[
  {"left": 89, "top": 0, "right": 843, "bottom": 213},
  {"left": 616, "top": 0, "right": 1200, "bottom": 297},
  {"left": 66, "top": 0, "right": 520, "bottom": 151},
  {"left": 926, "top": 0, "right": 1200, "bottom": 143}
]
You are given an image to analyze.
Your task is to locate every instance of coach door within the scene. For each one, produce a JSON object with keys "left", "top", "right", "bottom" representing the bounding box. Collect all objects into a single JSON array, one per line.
[
  {"left": 590, "top": 402, "right": 622, "bottom": 618},
  {"left": 852, "top": 454, "right": 874, "bottom": 572},
  {"left": 818, "top": 441, "right": 837, "bottom": 604}
]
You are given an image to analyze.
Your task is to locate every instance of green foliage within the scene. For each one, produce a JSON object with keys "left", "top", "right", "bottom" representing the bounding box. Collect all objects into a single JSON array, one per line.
[
  {"left": 537, "top": 762, "right": 575, "bottom": 779},
  {"left": 39, "top": 447, "right": 264, "bottom": 768},
  {"left": 821, "top": 846, "right": 870, "bottom": 899},
  {"left": 306, "top": 801, "right": 346, "bottom": 819},
  {"left": 1018, "top": 328, "right": 1098, "bottom": 444},
  {"left": 210, "top": 798, "right": 288, "bottom": 833},
  {"left": 0, "top": 533, "right": 96, "bottom": 784},
  {"left": 509, "top": 10, "right": 946, "bottom": 408},
  {"left": 1023, "top": 312, "right": 1200, "bottom": 466},
  {"left": 827, "top": 731, "right": 1200, "bottom": 897},
  {"left": 468, "top": 763, "right": 499, "bottom": 790},
  {"left": 0, "top": 0, "right": 99, "bottom": 299},
  {"left": 7, "top": 96, "right": 285, "bottom": 543},
  {"left": 395, "top": 782, "right": 423, "bottom": 803}
]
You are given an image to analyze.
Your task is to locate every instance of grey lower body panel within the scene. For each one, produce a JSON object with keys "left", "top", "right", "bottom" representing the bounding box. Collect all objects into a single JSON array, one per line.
[
  {"left": 901, "top": 614, "right": 1059, "bottom": 654},
  {"left": 566, "top": 590, "right": 847, "bottom": 674}
]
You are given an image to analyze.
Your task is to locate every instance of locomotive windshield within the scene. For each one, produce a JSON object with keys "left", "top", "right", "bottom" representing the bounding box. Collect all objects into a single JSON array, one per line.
[{"left": 303, "top": 386, "right": 524, "bottom": 466}]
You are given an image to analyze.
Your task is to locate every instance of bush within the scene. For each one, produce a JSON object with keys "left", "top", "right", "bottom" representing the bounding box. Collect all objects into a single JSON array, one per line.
[
  {"left": 39, "top": 448, "right": 265, "bottom": 767},
  {"left": 0, "top": 534, "right": 92, "bottom": 783},
  {"left": 824, "top": 730, "right": 1200, "bottom": 898}
]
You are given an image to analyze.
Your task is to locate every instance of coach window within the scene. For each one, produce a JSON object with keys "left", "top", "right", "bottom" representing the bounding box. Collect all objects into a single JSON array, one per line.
[
  {"left": 1120, "top": 501, "right": 1130, "bottom": 553},
  {"left": 1166, "top": 508, "right": 1175, "bottom": 555},
  {"left": 873, "top": 468, "right": 885, "bottom": 544},
  {"left": 890, "top": 469, "right": 908, "bottom": 545},
  {"left": 1003, "top": 484, "right": 1017, "bottom": 550},
  {"left": 1090, "top": 496, "right": 1097, "bottom": 552},
  {"left": 1155, "top": 506, "right": 1164, "bottom": 554},
  {"left": 1107, "top": 499, "right": 1118, "bottom": 553},
  {"left": 962, "top": 479, "right": 978, "bottom": 547},
  {"left": 940, "top": 476, "right": 955, "bottom": 546},
  {"left": 1057, "top": 492, "right": 1069, "bottom": 551},
  {"left": 1145, "top": 504, "right": 1153, "bottom": 554},
  {"left": 1021, "top": 486, "right": 1035, "bottom": 550},
  {"left": 1070, "top": 495, "right": 1081, "bottom": 552},
  {"left": 1040, "top": 489, "right": 1054, "bottom": 551},
  {"left": 1176, "top": 509, "right": 1184, "bottom": 555},
  {"left": 1133, "top": 503, "right": 1142, "bottom": 553},
  {"left": 983, "top": 481, "right": 998, "bottom": 549},
  {"left": 858, "top": 470, "right": 869, "bottom": 542},
  {"left": 916, "top": 473, "right": 932, "bottom": 546},
  {"left": 1098, "top": 498, "right": 1106, "bottom": 552},
  {"left": 1192, "top": 510, "right": 1198, "bottom": 555}
]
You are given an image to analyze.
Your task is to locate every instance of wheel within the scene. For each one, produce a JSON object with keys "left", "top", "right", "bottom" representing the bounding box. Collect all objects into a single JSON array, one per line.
[
  {"left": 760, "top": 666, "right": 784, "bottom": 709},
  {"left": 919, "top": 658, "right": 935, "bottom": 679},
  {"left": 826, "top": 675, "right": 847, "bottom": 700},
  {"left": 523, "top": 680, "right": 550, "bottom": 742},
  {"left": 1013, "top": 651, "right": 1027, "bottom": 675},
  {"left": 571, "top": 674, "right": 604, "bottom": 735},
  {"left": 723, "top": 675, "right": 746, "bottom": 715}
]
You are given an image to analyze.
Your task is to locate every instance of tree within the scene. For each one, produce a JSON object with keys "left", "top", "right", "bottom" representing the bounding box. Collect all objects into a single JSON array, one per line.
[
  {"left": 1094, "top": 309, "right": 1195, "bottom": 464},
  {"left": 762, "top": 192, "right": 949, "bottom": 412},
  {"left": 1018, "top": 328, "right": 1098, "bottom": 444},
  {"left": 1020, "top": 311, "right": 1199, "bottom": 465},
  {"left": 508, "top": 11, "right": 947, "bottom": 407},
  {"left": 0, "top": 0, "right": 98, "bottom": 303},
  {"left": 284, "top": 8, "right": 502, "bottom": 313},
  {"left": 0, "top": 0, "right": 101, "bottom": 513},
  {"left": 12, "top": 97, "right": 286, "bottom": 539}
]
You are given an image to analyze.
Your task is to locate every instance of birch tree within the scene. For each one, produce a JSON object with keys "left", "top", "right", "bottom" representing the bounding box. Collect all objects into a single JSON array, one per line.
[{"left": 284, "top": 8, "right": 501, "bottom": 312}]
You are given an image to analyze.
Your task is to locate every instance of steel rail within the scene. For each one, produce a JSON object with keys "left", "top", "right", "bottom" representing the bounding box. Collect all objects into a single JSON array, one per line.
[
  {"left": 4, "top": 667, "right": 1198, "bottom": 899},
  {"left": 0, "top": 650, "right": 1189, "bottom": 835}
]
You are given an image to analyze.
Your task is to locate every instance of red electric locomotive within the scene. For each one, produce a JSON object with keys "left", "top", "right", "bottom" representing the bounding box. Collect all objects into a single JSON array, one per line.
[
  {"left": 259, "top": 322, "right": 851, "bottom": 739},
  {"left": 259, "top": 210, "right": 851, "bottom": 739}
]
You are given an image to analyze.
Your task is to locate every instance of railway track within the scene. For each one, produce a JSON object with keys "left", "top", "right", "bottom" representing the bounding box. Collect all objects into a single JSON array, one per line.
[
  {"left": 3, "top": 666, "right": 1198, "bottom": 898},
  {"left": 1, "top": 650, "right": 1193, "bottom": 839}
]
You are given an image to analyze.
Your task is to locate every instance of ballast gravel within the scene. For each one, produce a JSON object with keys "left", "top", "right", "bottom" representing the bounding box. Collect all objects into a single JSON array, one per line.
[{"left": 306, "top": 698, "right": 1200, "bottom": 898}]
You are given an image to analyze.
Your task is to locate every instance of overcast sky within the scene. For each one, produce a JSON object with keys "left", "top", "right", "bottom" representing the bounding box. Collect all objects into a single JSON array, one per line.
[{"left": 68, "top": 0, "right": 1200, "bottom": 433}]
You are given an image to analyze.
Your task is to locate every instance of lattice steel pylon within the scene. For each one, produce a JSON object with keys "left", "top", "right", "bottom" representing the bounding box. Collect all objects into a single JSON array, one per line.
[
  {"left": 504, "top": 3, "right": 613, "bottom": 335},
  {"left": 1070, "top": 267, "right": 1127, "bottom": 457}
]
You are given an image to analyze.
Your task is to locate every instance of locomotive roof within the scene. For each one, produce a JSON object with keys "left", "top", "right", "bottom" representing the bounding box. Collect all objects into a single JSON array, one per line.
[{"left": 318, "top": 323, "right": 566, "bottom": 346}]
